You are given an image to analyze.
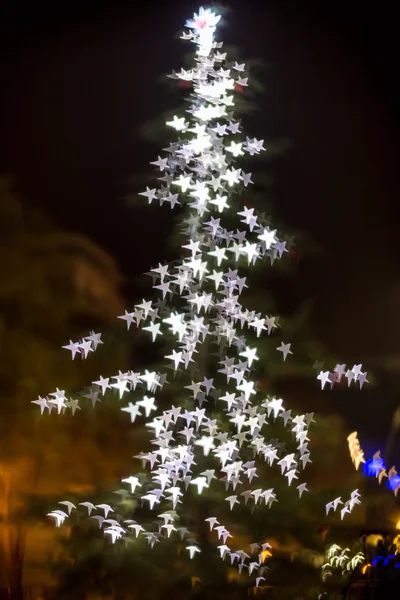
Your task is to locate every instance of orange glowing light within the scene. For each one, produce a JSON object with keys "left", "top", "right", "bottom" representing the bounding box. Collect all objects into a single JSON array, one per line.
[
  {"left": 362, "top": 564, "right": 371, "bottom": 574},
  {"left": 259, "top": 549, "right": 272, "bottom": 563}
]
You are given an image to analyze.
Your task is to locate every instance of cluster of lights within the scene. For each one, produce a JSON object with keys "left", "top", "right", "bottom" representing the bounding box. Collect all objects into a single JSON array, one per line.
[
  {"left": 325, "top": 490, "right": 361, "bottom": 521},
  {"left": 35, "top": 5, "right": 369, "bottom": 587},
  {"left": 317, "top": 364, "right": 368, "bottom": 390},
  {"left": 362, "top": 449, "right": 400, "bottom": 495},
  {"left": 347, "top": 431, "right": 365, "bottom": 470},
  {"left": 322, "top": 543, "right": 364, "bottom": 583},
  {"left": 37, "top": 7, "right": 301, "bottom": 581}
]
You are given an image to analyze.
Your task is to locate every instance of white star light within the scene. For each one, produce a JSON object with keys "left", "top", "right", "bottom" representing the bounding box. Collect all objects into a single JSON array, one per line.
[
  {"left": 195, "top": 435, "right": 216, "bottom": 456},
  {"left": 150, "top": 156, "right": 169, "bottom": 171},
  {"left": 276, "top": 342, "right": 293, "bottom": 361},
  {"left": 173, "top": 174, "right": 192, "bottom": 193},
  {"left": 225, "top": 141, "right": 243, "bottom": 157},
  {"left": 222, "top": 168, "right": 241, "bottom": 186},
  {"left": 166, "top": 115, "right": 187, "bottom": 131},
  {"left": 209, "top": 194, "right": 229, "bottom": 213},
  {"left": 136, "top": 395, "right": 157, "bottom": 417},
  {"left": 139, "top": 371, "right": 161, "bottom": 392},
  {"left": 208, "top": 246, "right": 227, "bottom": 266},
  {"left": 258, "top": 227, "right": 277, "bottom": 249},
  {"left": 138, "top": 187, "right": 158, "bottom": 203},
  {"left": 239, "top": 346, "right": 259, "bottom": 367},
  {"left": 121, "top": 402, "right": 141, "bottom": 423},
  {"left": 190, "top": 476, "right": 209, "bottom": 494}
]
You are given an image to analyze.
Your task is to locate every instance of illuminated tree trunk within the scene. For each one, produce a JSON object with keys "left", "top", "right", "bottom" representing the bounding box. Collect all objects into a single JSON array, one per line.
[{"left": 0, "top": 470, "right": 26, "bottom": 600}]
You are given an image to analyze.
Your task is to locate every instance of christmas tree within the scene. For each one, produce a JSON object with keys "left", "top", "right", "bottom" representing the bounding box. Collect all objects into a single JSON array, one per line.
[{"left": 34, "top": 7, "right": 370, "bottom": 597}]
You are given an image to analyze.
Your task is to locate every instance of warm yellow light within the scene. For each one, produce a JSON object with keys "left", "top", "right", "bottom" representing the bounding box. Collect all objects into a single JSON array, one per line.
[
  {"left": 259, "top": 549, "right": 272, "bottom": 563},
  {"left": 396, "top": 519, "right": 400, "bottom": 530},
  {"left": 362, "top": 564, "right": 371, "bottom": 574}
]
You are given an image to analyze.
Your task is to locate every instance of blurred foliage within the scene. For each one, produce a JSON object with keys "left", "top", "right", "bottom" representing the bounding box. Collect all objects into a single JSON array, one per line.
[{"left": 0, "top": 177, "right": 136, "bottom": 598}]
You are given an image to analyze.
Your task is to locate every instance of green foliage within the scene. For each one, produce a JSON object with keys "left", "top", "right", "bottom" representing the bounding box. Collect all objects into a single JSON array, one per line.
[{"left": 321, "top": 542, "right": 365, "bottom": 598}]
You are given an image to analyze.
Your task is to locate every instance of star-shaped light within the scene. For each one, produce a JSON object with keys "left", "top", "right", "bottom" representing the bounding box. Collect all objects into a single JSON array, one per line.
[
  {"left": 209, "top": 194, "right": 229, "bottom": 213},
  {"left": 276, "top": 342, "right": 293, "bottom": 361}
]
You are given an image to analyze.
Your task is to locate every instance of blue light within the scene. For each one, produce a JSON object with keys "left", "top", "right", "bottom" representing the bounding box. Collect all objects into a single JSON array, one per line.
[
  {"left": 364, "top": 456, "right": 387, "bottom": 477},
  {"left": 387, "top": 474, "right": 400, "bottom": 491},
  {"left": 372, "top": 556, "right": 384, "bottom": 566}
]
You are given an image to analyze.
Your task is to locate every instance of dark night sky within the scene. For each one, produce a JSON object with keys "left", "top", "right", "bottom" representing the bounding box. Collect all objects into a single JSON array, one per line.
[{"left": 1, "top": 0, "right": 400, "bottom": 448}]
